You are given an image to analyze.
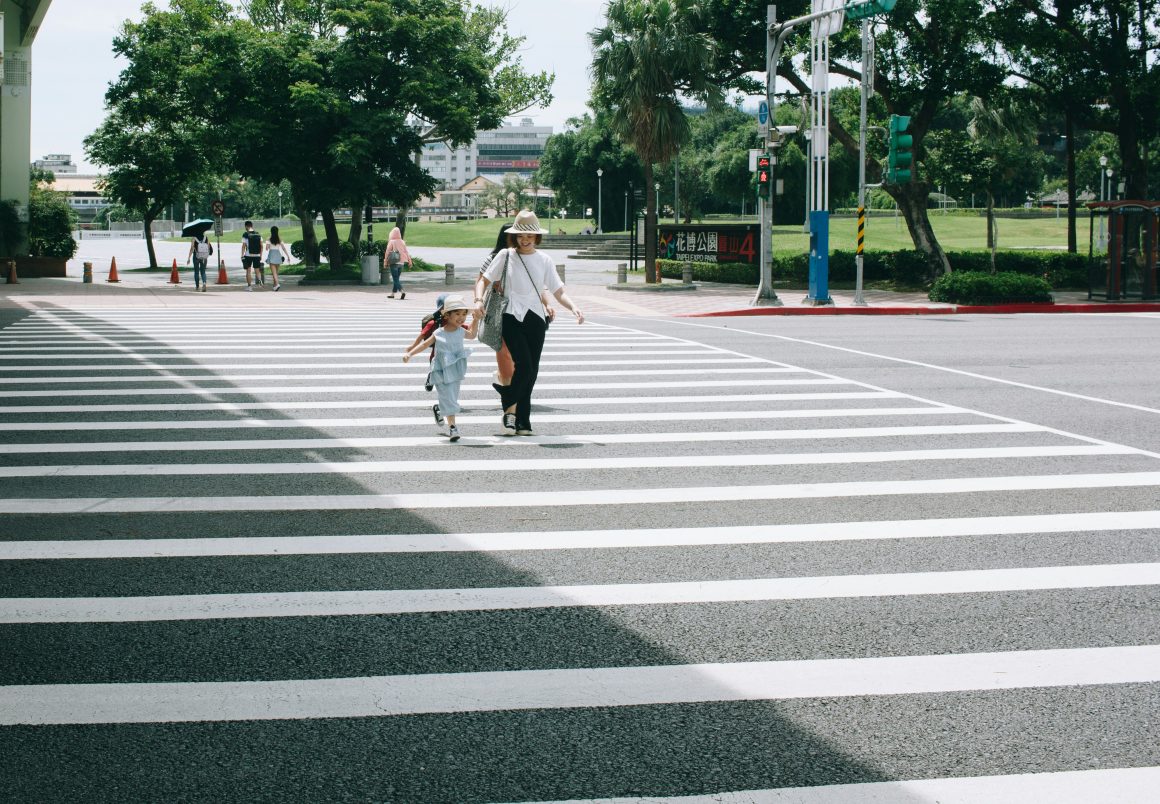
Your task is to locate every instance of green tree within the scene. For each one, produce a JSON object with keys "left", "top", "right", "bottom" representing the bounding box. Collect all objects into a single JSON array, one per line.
[
  {"left": 84, "top": 0, "right": 236, "bottom": 268},
  {"left": 27, "top": 172, "right": 78, "bottom": 260},
  {"left": 538, "top": 113, "right": 644, "bottom": 232},
  {"left": 591, "top": 0, "right": 724, "bottom": 281}
]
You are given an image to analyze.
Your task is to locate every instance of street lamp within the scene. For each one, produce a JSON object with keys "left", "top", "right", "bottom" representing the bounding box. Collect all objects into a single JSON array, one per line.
[
  {"left": 624, "top": 190, "right": 628, "bottom": 232},
  {"left": 596, "top": 168, "right": 603, "bottom": 234},
  {"left": 278, "top": 190, "right": 283, "bottom": 219},
  {"left": 1098, "top": 156, "right": 1108, "bottom": 249}
]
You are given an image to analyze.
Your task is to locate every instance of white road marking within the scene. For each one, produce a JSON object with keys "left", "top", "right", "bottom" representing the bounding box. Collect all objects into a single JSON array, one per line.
[
  {"left": 1, "top": 471, "right": 1157, "bottom": 513},
  {"left": 0, "top": 445, "right": 1129, "bottom": 479},
  {"left": 3, "top": 645, "right": 1158, "bottom": 724},
  {"left": 0, "top": 423, "right": 1043, "bottom": 453},
  {"left": 0, "top": 405, "right": 961, "bottom": 432},
  {"left": 6, "top": 510, "right": 1156, "bottom": 560},
  {"left": 527, "top": 767, "right": 1160, "bottom": 804}
]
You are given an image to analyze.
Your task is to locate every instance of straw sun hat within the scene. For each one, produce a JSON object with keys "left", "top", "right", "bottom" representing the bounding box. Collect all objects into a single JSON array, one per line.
[{"left": 508, "top": 210, "right": 550, "bottom": 235}]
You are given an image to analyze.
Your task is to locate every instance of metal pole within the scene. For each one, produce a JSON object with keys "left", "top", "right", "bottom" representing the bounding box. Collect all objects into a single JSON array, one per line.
[
  {"left": 597, "top": 168, "right": 603, "bottom": 234},
  {"left": 853, "top": 17, "right": 869, "bottom": 306},
  {"left": 753, "top": 4, "right": 782, "bottom": 306},
  {"left": 674, "top": 148, "right": 680, "bottom": 224}
]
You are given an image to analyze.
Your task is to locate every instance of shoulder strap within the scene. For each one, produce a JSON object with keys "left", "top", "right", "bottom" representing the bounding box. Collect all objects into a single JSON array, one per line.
[{"left": 515, "top": 251, "right": 549, "bottom": 319}]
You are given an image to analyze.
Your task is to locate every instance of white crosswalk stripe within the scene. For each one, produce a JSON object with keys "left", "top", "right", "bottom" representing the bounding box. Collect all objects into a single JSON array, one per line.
[{"left": 1, "top": 306, "right": 1157, "bottom": 801}]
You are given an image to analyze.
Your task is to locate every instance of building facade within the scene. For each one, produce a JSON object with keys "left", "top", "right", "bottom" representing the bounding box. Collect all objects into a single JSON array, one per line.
[{"left": 421, "top": 117, "right": 551, "bottom": 190}]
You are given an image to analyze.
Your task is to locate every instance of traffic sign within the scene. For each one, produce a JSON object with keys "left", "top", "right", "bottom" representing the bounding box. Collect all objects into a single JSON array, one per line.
[
  {"left": 211, "top": 200, "right": 225, "bottom": 217},
  {"left": 758, "top": 101, "right": 769, "bottom": 125}
]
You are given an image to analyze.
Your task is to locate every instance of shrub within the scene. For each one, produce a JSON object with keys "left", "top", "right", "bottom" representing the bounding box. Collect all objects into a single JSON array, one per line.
[
  {"left": 928, "top": 270, "right": 1053, "bottom": 305},
  {"left": 28, "top": 189, "right": 77, "bottom": 259}
]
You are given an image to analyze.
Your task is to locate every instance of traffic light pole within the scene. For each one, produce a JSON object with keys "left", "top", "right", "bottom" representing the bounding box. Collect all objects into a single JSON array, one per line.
[
  {"left": 854, "top": 17, "right": 870, "bottom": 306},
  {"left": 753, "top": 5, "right": 782, "bottom": 306}
]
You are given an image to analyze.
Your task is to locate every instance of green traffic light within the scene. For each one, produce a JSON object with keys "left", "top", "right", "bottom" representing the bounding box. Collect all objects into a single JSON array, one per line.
[{"left": 887, "top": 114, "right": 914, "bottom": 184}]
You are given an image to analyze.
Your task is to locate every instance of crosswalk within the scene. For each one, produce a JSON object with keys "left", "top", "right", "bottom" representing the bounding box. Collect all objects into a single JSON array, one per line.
[{"left": 1, "top": 307, "right": 1157, "bottom": 802}]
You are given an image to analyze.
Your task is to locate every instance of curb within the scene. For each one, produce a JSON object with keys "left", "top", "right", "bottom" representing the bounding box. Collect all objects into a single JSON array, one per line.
[{"left": 684, "top": 302, "right": 1160, "bottom": 318}]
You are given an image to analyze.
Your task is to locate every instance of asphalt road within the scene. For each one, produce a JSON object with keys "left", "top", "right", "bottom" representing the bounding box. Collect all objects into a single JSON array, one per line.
[{"left": 1, "top": 304, "right": 1158, "bottom": 803}]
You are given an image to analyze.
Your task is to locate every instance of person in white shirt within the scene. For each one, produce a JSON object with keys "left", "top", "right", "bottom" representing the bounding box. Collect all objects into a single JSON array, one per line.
[{"left": 473, "top": 210, "right": 584, "bottom": 436}]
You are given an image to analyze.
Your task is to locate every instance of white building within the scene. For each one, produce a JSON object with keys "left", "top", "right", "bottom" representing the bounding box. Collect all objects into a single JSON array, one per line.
[
  {"left": 421, "top": 117, "right": 552, "bottom": 190},
  {"left": 33, "top": 153, "right": 77, "bottom": 174}
]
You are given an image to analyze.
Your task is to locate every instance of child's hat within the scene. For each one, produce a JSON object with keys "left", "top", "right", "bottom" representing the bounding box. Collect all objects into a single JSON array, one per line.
[{"left": 441, "top": 294, "right": 469, "bottom": 313}]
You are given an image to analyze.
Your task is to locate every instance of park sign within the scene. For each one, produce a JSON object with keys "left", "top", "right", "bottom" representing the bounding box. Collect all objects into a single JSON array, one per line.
[
  {"left": 846, "top": 0, "right": 897, "bottom": 21},
  {"left": 658, "top": 224, "right": 760, "bottom": 266}
]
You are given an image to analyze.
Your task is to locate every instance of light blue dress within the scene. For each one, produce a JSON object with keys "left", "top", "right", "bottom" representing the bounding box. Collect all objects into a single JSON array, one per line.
[{"left": 430, "top": 327, "right": 471, "bottom": 415}]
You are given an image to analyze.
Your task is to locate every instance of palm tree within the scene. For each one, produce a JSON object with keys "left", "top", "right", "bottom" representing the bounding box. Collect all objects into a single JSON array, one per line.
[
  {"left": 590, "top": 0, "right": 721, "bottom": 282},
  {"left": 966, "top": 95, "right": 1039, "bottom": 271}
]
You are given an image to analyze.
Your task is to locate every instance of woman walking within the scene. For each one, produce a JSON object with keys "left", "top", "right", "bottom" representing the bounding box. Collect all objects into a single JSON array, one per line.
[
  {"left": 383, "top": 227, "right": 411, "bottom": 299},
  {"left": 473, "top": 210, "right": 583, "bottom": 436},
  {"left": 186, "top": 232, "right": 212, "bottom": 292},
  {"left": 263, "top": 226, "right": 289, "bottom": 291},
  {"left": 479, "top": 223, "right": 516, "bottom": 395}
]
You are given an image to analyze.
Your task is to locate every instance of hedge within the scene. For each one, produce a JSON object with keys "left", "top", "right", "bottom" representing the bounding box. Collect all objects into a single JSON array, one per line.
[
  {"left": 658, "top": 249, "right": 1087, "bottom": 290},
  {"left": 928, "top": 271, "right": 1054, "bottom": 305}
]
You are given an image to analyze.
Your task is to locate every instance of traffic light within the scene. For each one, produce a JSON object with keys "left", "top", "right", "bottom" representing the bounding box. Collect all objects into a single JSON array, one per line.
[
  {"left": 887, "top": 114, "right": 913, "bottom": 184},
  {"left": 756, "top": 154, "right": 772, "bottom": 190},
  {"left": 845, "top": 0, "right": 897, "bottom": 21}
]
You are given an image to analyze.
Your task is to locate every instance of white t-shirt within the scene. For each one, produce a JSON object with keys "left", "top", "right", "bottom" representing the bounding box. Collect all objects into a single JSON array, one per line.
[{"left": 484, "top": 248, "right": 562, "bottom": 322}]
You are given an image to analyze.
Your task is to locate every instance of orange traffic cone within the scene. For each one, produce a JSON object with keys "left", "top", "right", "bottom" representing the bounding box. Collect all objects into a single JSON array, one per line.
[
  {"left": 107, "top": 256, "right": 121, "bottom": 283},
  {"left": 4, "top": 259, "right": 18, "bottom": 284},
  {"left": 168, "top": 258, "right": 181, "bottom": 284},
  {"left": 216, "top": 259, "right": 229, "bottom": 285}
]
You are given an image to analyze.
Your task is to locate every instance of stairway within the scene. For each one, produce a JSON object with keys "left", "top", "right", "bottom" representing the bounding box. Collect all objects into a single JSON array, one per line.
[{"left": 541, "top": 234, "right": 633, "bottom": 260}]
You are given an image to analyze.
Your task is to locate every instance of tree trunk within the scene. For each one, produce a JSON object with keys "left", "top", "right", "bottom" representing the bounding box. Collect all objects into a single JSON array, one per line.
[
  {"left": 292, "top": 184, "right": 320, "bottom": 267},
  {"left": 986, "top": 190, "right": 995, "bottom": 251},
  {"left": 320, "top": 209, "right": 343, "bottom": 269},
  {"left": 143, "top": 218, "right": 157, "bottom": 270},
  {"left": 348, "top": 197, "right": 363, "bottom": 246},
  {"left": 987, "top": 191, "right": 997, "bottom": 273},
  {"left": 1065, "top": 107, "right": 1077, "bottom": 253},
  {"left": 643, "top": 162, "right": 657, "bottom": 283},
  {"left": 891, "top": 182, "right": 951, "bottom": 276}
]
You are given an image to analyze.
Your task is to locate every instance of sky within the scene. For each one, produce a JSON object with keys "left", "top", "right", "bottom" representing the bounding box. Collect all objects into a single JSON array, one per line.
[{"left": 29, "top": 0, "right": 608, "bottom": 173}]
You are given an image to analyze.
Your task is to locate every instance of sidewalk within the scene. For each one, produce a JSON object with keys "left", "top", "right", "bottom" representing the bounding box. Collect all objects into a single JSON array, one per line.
[{"left": 2, "top": 241, "right": 1157, "bottom": 317}]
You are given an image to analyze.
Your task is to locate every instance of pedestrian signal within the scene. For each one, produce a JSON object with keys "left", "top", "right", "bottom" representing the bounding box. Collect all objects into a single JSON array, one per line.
[{"left": 756, "top": 154, "right": 772, "bottom": 190}]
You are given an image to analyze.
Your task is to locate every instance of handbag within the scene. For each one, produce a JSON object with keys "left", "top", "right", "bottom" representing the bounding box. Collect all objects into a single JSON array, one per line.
[{"left": 477, "top": 249, "right": 509, "bottom": 351}]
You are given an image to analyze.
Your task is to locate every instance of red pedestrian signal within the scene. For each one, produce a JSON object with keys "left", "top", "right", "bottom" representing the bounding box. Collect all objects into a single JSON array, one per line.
[{"left": 756, "top": 154, "right": 772, "bottom": 189}]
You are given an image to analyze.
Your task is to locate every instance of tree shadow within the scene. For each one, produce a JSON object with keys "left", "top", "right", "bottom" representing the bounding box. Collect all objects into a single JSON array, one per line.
[{"left": 0, "top": 303, "right": 926, "bottom": 802}]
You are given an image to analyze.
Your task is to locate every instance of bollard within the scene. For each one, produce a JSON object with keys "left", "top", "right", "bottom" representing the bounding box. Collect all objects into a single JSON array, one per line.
[
  {"left": 4, "top": 260, "right": 17, "bottom": 284},
  {"left": 83, "top": 262, "right": 93, "bottom": 283},
  {"left": 445, "top": 263, "right": 455, "bottom": 285},
  {"left": 617, "top": 263, "right": 627, "bottom": 284},
  {"left": 556, "top": 264, "right": 565, "bottom": 283},
  {"left": 682, "top": 262, "right": 693, "bottom": 284}
]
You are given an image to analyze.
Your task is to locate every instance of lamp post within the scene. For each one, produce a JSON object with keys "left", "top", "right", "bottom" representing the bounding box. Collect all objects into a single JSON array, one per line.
[
  {"left": 624, "top": 190, "right": 628, "bottom": 232},
  {"left": 1098, "top": 156, "right": 1108, "bottom": 249},
  {"left": 278, "top": 190, "right": 283, "bottom": 220},
  {"left": 596, "top": 168, "right": 603, "bottom": 234}
]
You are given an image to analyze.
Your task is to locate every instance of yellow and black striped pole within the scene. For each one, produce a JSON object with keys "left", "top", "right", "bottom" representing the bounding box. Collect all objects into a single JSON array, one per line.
[{"left": 856, "top": 205, "right": 866, "bottom": 256}]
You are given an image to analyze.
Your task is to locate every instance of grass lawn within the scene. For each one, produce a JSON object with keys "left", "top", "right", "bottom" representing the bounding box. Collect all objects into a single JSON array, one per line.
[{"left": 172, "top": 213, "right": 1086, "bottom": 254}]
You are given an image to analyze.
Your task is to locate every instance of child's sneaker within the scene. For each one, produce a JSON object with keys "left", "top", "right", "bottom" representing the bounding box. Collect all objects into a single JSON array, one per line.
[
  {"left": 424, "top": 372, "right": 433, "bottom": 392},
  {"left": 433, "top": 404, "right": 444, "bottom": 425},
  {"left": 448, "top": 425, "right": 460, "bottom": 442}
]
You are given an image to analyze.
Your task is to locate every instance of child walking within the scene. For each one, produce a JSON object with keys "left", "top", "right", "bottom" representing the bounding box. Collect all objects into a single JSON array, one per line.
[{"left": 403, "top": 295, "right": 477, "bottom": 442}]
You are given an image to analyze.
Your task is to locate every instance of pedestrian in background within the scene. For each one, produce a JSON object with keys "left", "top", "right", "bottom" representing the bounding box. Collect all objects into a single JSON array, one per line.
[
  {"left": 478, "top": 223, "right": 516, "bottom": 396},
  {"left": 186, "top": 232, "right": 212, "bottom": 292},
  {"left": 473, "top": 210, "right": 584, "bottom": 436},
  {"left": 403, "top": 294, "right": 477, "bottom": 442},
  {"left": 240, "top": 221, "right": 264, "bottom": 290},
  {"left": 383, "top": 226, "right": 411, "bottom": 299},
  {"left": 263, "top": 226, "right": 288, "bottom": 291}
]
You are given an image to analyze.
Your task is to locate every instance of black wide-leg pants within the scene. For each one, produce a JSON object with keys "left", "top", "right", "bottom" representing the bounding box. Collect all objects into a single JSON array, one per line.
[{"left": 499, "top": 312, "right": 548, "bottom": 425}]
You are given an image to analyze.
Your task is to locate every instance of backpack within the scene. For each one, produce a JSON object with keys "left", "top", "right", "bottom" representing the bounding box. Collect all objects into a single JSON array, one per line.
[
  {"left": 195, "top": 237, "right": 212, "bottom": 258},
  {"left": 245, "top": 232, "right": 262, "bottom": 255},
  {"left": 388, "top": 248, "right": 401, "bottom": 266}
]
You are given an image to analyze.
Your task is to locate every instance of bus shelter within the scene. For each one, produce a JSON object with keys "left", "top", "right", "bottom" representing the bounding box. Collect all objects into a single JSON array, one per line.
[{"left": 1087, "top": 201, "right": 1159, "bottom": 300}]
